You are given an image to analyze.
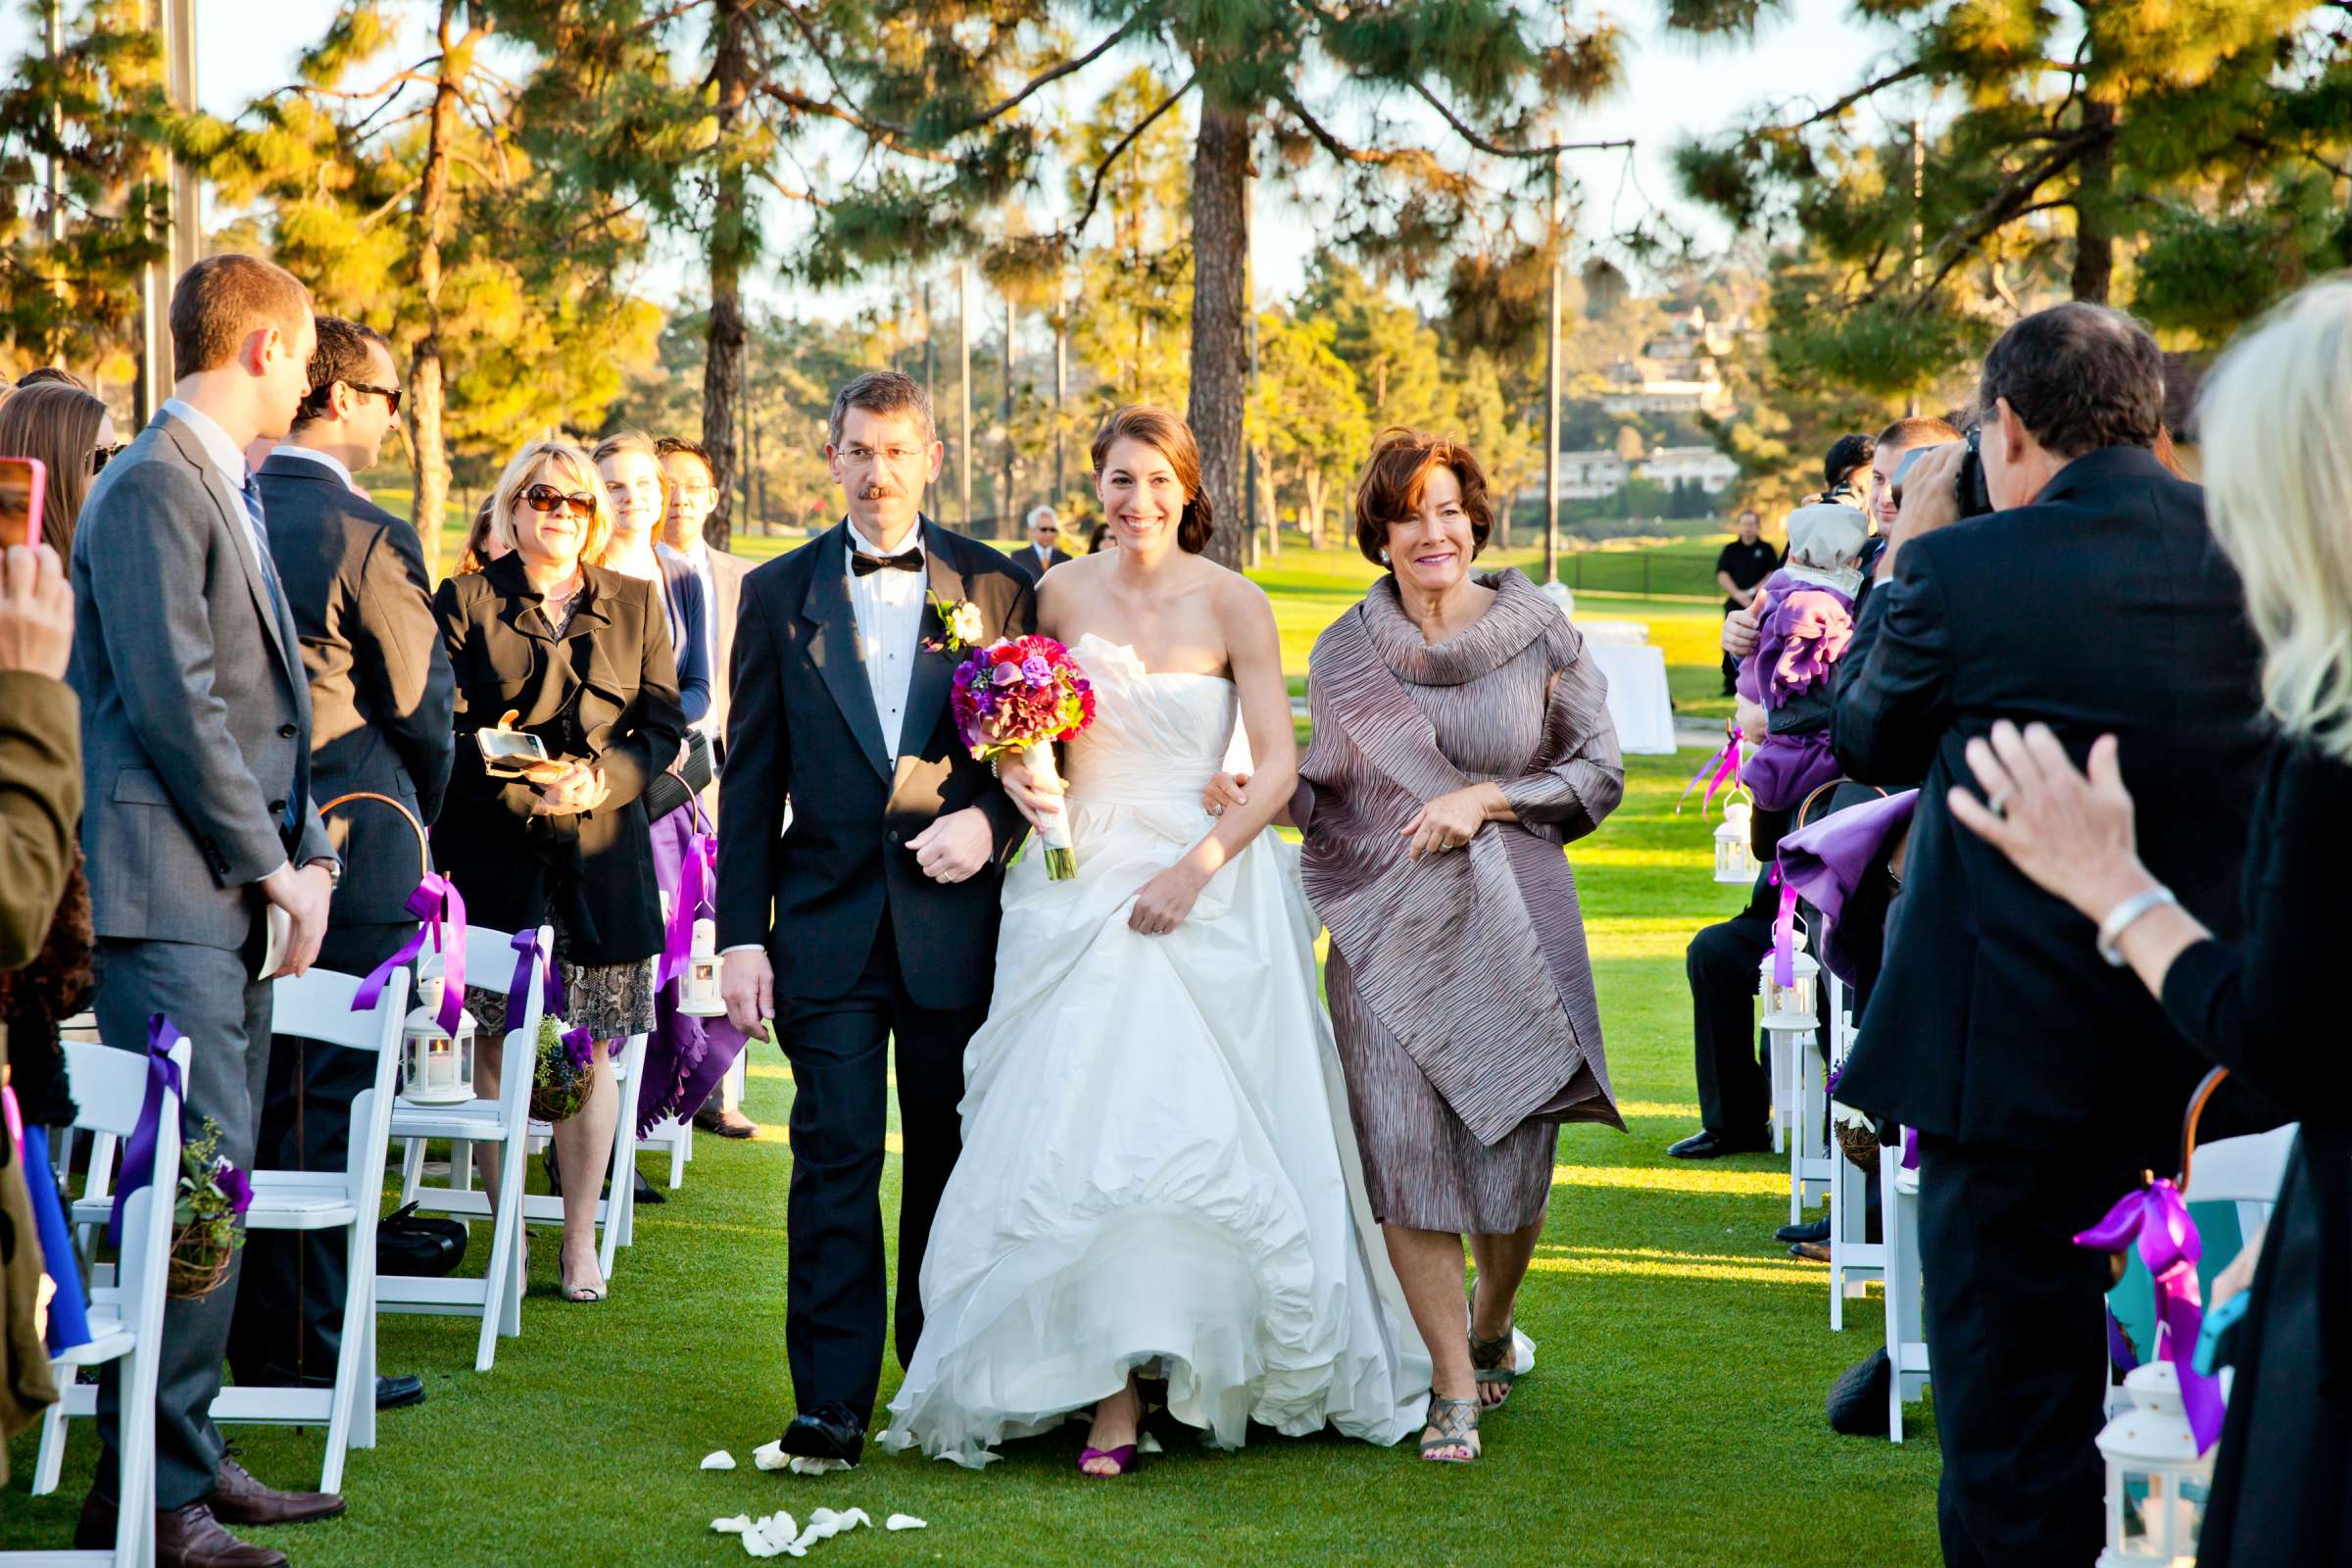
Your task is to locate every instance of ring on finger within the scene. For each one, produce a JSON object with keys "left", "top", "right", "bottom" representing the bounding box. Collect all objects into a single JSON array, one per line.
[
  {"left": 1986, "top": 791, "right": 2011, "bottom": 819},
  {"left": 1207, "top": 803, "right": 1224, "bottom": 818}
]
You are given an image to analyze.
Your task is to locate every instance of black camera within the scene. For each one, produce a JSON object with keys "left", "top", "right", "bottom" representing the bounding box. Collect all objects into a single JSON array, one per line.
[{"left": 1954, "top": 427, "right": 1994, "bottom": 519}]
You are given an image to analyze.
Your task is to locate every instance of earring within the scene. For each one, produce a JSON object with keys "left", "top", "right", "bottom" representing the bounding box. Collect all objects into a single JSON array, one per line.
[{"left": 1378, "top": 549, "right": 1390, "bottom": 564}]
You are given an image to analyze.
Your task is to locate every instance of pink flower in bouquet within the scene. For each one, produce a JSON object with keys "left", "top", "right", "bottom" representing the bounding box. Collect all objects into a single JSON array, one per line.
[{"left": 950, "top": 635, "right": 1096, "bottom": 879}]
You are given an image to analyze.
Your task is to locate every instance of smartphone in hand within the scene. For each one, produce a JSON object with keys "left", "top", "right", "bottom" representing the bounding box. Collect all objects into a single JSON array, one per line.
[{"left": 0, "top": 457, "right": 47, "bottom": 551}]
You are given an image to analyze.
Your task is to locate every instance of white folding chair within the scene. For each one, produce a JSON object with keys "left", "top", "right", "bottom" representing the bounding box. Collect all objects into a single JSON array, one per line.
[
  {"left": 1824, "top": 991, "right": 1883, "bottom": 1330},
  {"left": 20, "top": 1035, "right": 190, "bottom": 1568},
  {"left": 1879, "top": 1137, "right": 1931, "bottom": 1444},
  {"left": 509, "top": 1027, "right": 650, "bottom": 1281},
  {"left": 637, "top": 1109, "right": 693, "bottom": 1192},
  {"left": 384, "top": 924, "right": 549, "bottom": 1370},
  {"left": 2183, "top": 1122, "right": 2299, "bottom": 1240},
  {"left": 58, "top": 969, "right": 410, "bottom": 1495}
]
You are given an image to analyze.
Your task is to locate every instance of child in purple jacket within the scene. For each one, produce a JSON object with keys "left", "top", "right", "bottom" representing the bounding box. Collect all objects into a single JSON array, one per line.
[{"left": 1736, "top": 502, "right": 1869, "bottom": 810}]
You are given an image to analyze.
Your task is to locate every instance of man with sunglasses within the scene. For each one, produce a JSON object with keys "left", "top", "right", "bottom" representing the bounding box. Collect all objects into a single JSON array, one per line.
[{"left": 236, "top": 315, "right": 452, "bottom": 1420}]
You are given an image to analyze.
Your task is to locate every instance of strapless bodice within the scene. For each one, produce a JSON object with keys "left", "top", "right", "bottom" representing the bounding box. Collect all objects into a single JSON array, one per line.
[{"left": 1061, "top": 633, "right": 1241, "bottom": 810}]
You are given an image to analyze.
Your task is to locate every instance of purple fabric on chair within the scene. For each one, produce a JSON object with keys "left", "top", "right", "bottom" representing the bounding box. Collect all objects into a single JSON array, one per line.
[
  {"left": 1774, "top": 789, "right": 1918, "bottom": 984},
  {"left": 635, "top": 806, "right": 750, "bottom": 1137}
]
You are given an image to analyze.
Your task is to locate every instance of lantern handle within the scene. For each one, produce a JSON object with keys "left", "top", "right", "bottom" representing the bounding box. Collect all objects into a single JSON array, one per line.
[
  {"left": 319, "top": 791, "right": 431, "bottom": 883},
  {"left": 1794, "top": 776, "right": 1885, "bottom": 830},
  {"left": 2176, "top": 1066, "right": 2232, "bottom": 1190}
]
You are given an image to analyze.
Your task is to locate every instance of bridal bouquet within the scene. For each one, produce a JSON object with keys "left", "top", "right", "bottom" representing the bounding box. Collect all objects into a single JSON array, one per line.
[{"left": 950, "top": 634, "right": 1097, "bottom": 880}]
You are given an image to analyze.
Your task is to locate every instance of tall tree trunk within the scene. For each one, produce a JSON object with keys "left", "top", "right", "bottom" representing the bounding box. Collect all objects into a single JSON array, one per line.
[
  {"left": 407, "top": 0, "right": 467, "bottom": 578},
  {"left": 700, "top": 0, "right": 754, "bottom": 551},
  {"left": 2069, "top": 99, "right": 2117, "bottom": 305},
  {"left": 1186, "top": 99, "right": 1250, "bottom": 570}
]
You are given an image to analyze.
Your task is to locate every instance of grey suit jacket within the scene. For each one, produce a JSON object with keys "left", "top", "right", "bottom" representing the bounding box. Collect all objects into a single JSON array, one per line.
[
  {"left": 70, "top": 411, "right": 334, "bottom": 953},
  {"left": 258, "top": 451, "right": 456, "bottom": 929}
]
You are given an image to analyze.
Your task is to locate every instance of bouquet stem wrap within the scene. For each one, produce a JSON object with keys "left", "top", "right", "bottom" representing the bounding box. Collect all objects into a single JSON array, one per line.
[{"left": 1023, "top": 742, "right": 1077, "bottom": 880}]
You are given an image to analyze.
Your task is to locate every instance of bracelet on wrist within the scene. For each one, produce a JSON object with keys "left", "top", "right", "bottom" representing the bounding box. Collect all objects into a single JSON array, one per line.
[{"left": 2095, "top": 884, "right": 2178, "bottom": 967}]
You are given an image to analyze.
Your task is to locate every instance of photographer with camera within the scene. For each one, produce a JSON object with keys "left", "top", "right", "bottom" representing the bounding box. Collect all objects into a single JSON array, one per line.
[{"left": 1828, "top": 303, "right": 2272, "bottom": 1565}]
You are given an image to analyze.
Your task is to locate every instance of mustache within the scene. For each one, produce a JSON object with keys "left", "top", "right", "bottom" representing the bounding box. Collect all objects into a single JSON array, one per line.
[{"left": 858, "top": 484, "right": 902, "bottom": 501}]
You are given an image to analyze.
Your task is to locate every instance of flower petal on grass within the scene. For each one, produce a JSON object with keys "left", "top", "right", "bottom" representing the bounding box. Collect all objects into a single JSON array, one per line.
[
  {"left": 701, "top": 1449, "right": 737, "bottom": 1470},
  {"left": 885, "top": 1514, "right": 927, "bottom": 1532}
]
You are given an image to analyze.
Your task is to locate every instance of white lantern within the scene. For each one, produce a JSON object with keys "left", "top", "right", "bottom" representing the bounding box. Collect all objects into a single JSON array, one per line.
[
  {"left": 399, "top": 972, "right": 477, "bottom": 1105},
  {"left": 1757, "top": 930, "right": 1820, "bottom": 1031},
  {"left": 1713, "top": 796, "right": 1759, "bottom": 884},
  {"left": 677, "top": 918, "right": 726, "bottom": 1018},
  {"left": 2096, "top": 1361, "right": 2212, "bottom": 1567}
]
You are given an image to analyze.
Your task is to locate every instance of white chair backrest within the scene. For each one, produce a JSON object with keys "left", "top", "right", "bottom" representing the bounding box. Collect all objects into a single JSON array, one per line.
[
  {"left": 2184, "top": 1124, "right": 2300, "bottom": 1208},
  {"left": 271, "top": 965, "right": 408, "bottom": 1054},
  {"left": 62, "top": 1035, "right": 190, "bottom": 1332},
  {"left": 460, "top": 923, "right": 554, "bottom": 1047}
]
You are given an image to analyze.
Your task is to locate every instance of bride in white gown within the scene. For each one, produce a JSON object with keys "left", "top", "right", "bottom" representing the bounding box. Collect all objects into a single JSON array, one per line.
[{"left": 881, "top": 408, "right": 1430, "bottom": 1474}]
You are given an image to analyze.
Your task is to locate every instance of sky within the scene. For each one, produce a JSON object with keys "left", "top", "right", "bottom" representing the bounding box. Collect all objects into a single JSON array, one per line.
[{"left": 2, "top": 0, "right": 1906, "bottom": 317}]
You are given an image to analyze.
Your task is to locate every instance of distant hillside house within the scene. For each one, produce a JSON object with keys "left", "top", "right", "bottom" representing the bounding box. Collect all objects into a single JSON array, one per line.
[{"left": 1525, "top": 444, "right": 1739, "bottom": 505}]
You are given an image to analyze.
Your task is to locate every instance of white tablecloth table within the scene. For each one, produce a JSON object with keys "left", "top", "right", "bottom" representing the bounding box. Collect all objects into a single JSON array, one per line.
[{"left": 1578, "top": 627, "right": 1677, "bottom": 756}]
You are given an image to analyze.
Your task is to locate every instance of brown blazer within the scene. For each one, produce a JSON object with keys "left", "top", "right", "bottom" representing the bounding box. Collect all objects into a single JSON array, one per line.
[{"left": 430, "top": 554, "right": 685, "bottom": 965}]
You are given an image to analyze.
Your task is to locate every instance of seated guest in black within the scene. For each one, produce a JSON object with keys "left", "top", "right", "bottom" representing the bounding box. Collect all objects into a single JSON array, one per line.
[
  {"left": 1830, "top": 303, "right": 2271, "bottom": 1567},
  {"left": 1945, "top": 280, "right": 2352, "bottom": 1568},
  {"left": 1713, "top": 509, "right": 1777, "bottom": 694}
]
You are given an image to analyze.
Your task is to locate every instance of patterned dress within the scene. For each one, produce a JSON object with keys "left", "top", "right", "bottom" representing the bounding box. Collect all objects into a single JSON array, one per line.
[{"left": 1296, "top": 569, "right": 1626, "bottom": 1234}]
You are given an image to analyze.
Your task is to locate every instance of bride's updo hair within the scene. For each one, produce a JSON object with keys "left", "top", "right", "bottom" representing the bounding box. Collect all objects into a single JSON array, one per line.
[{"left": 1089, "top": 405, "right": 1214, "bottom": 555}]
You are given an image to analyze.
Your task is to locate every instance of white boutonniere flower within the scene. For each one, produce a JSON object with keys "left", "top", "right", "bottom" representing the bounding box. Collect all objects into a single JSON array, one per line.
[{"left": 929, "top": 591, "right": 985, "bottom": 654}]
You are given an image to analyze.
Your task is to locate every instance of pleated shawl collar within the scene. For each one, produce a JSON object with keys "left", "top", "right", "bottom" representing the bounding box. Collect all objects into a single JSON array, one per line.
[{"left": 1361, "top": 568, "right": 1556, "bottom": 688}]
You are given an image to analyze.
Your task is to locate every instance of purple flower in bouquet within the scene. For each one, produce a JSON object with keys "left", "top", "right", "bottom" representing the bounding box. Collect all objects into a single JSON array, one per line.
[
  {"left": 562, "top": 1024, "right": 596, "bottom": 1071},
  {"left": 948, "top": 635, "right": 1099, "bottom": 880},
  {"left": 214, "top": 1159, "right": 254, "bottom": 1217}
]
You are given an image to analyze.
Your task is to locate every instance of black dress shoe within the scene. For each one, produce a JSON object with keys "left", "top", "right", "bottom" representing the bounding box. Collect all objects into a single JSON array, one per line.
[
  {"left": 255, "top": 1363, "right": 426, "bottom": 1410},
  {"left": 633, "top": 1167, "right": 666, "bottom": 1204},
  {"left": 1666, "top": 1128, "right": 1774, "bottom": 1159},
  {"left": 376, "top": 1372, "right": 426, "bottom": 1409},
  {"left": 1776, "top": 1217, "right": 1832, "bottom": 1245},
  {"left": 777, "top": 1400, "right": 866, "bottom": 1465}
]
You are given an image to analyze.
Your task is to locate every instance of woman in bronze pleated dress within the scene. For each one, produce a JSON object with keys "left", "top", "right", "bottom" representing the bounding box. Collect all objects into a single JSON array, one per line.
[{"left": 1207, "top": 428, "right": 1625, "bottom": 1463}]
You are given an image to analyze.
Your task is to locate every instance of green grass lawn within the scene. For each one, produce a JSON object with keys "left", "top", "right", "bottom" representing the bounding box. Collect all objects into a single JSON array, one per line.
[{"left": 4, "top": 744, "right": 1941, "bottom": 1566}]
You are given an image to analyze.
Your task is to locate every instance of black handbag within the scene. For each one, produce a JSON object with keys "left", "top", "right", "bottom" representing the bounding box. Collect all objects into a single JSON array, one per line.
[
  {"left": 641, "top": 728, "right": 714, "bottom": 824},
  {"left": 376, "top": 1200, "right": 469, "bottom": 1277}
]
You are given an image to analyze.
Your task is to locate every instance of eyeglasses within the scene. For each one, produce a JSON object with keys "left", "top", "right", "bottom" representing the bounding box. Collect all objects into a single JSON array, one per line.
[
  {"left": 347, "top": 380, "right": 402, "bottom": 416},
  {"left": 89, "top": 442, "right": 127, "bottom": 476},
  {"left": 839, "top": 444, "right": 926, "bottom": 466},
  {"left": 520, "top": 483, "right": 597, "bottom": 517}
]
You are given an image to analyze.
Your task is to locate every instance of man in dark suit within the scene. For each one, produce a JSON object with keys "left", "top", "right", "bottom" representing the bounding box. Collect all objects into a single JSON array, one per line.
[
  {"left": 71, "top": 255, "right": 346, "bottom": 1567},
  {"left": 225, "top": 316, "right": 454, "bottom": 1414},
  {"left": 1831, "top": 303, "right": 2270, "bottom": 1566},
  {"left": 657, "top": 435, "right": 760, "bottom": 1137},
  {"left": 1013, "top": 505, "right": 1074, "bottom": 581},
  {"left": 717, "top": 370, "right": 1034, "bottom": 1465}
]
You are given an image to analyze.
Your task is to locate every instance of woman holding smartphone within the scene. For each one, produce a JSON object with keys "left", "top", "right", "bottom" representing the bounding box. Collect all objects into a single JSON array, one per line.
[{"left": 432, "top": 439, "right": 684, "bottom": 1302}]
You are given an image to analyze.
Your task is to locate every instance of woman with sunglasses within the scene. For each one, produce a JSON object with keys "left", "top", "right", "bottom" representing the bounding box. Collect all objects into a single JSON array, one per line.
[
  {"left": 432, "top": 439, "right": 685, "bottom": 1302},
  {"left": 0, "top": 378, "right": 119, "bottom": 562}
]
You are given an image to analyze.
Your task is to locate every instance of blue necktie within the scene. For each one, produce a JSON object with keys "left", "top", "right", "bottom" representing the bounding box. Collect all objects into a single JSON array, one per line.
[{"left": 240, "top": 470, "right": 300, "bottom": 835}]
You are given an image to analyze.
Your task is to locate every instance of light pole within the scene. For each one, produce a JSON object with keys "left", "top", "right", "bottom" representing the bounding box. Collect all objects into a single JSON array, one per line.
[{"left": 1543, "top": 155, "right": 1562, "bottom": 589}]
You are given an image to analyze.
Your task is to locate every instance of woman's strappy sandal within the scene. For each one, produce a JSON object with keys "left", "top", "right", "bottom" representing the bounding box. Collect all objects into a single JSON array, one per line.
[
  {"left": 1420, "top": 1395, "right": 1481, "bottom": 1464},
  {"left": 1467, "top": 1284, "right": 1517, "bottom": 1408}
]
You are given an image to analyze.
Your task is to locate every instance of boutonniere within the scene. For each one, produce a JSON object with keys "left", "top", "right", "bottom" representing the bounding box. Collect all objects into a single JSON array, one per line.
[{"left": 926, "top": 590, "right": 985, "bottom": 656}]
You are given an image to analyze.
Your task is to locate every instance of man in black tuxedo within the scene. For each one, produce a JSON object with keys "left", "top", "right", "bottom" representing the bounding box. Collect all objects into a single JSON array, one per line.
[
  {"left": 228, "top": 316, "right": 454, "bottom": 1412},
  {"left": 716, "top": 370, "right": 1035, "bottom": 1464},
  {"left": 1013, "top": 505, "right": 1074, "bottom": 581},
  {"left": 1831, "top": 304, "right": 2269, "bottom": 1566}
]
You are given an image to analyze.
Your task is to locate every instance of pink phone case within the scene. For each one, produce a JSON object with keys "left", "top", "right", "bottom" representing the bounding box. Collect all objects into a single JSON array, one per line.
[{"left": 0, "top": 456, "right": 46, "bottom": 552}]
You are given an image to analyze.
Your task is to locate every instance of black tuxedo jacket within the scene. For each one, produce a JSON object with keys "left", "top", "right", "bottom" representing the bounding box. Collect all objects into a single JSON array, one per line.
[
  {"left": 1831, "top": 446, "right": 2271, "bottom": 1164},
  {"left": 716, "top": 518, "right": 1036, "bottom": 1009},
  {"left": 258, "top": 453, "right": 456, "bottom": 930}
]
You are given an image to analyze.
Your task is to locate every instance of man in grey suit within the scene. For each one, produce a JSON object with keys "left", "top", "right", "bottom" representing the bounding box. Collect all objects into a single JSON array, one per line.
[
  {"left": 225, "top": 316, "right": 454, "bottom": 1415},
  {"left": 70, "top": 255, "right": 345, "bottom": 1568},
  {"left": 657, "top": 434, "right": 759, "bottom": 1138}
]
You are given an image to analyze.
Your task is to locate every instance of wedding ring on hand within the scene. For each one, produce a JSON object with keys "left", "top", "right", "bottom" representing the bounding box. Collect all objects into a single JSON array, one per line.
[
  {"left": 1206, "top": 803, "right": 1225, "bottom": 818},
  {"left": 1986, "top": 791, "right": 2011, "bottom": 820}
]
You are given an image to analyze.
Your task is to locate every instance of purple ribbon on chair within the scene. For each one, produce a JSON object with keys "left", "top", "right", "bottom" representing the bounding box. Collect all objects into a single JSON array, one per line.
[
  {"left": 108, "top": 1013, "right": 186, "bottom": 1248},
  {"left": 354, "top": 872, "right": 468, "bottom": 1032},
  {"left": 2073, "top": 1177, "right": 2225, "bottom": 1453},
  {"left": 660, "top": 830, "right": 718, "bottom": 989},
  {"left": 1770, "top": 872, "right": 1799, "bottom": 988},
  {"left": 505, "top": 926, "right": 565, "bottom": 1028},
  {"left": 1676, "top": 728, "right": 1744, "bottom": 816}
]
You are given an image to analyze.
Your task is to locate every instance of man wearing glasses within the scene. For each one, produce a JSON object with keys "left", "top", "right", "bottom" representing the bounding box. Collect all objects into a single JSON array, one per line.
[
  {"left": 1016, "top": 504, "right": 1073, "bottom": 581},
  {"left": 657, "top": 434, "right": 760, "bottom": 1138},
  {"left": 237, "top": 315, "right": 452, "bottom": 1416}
]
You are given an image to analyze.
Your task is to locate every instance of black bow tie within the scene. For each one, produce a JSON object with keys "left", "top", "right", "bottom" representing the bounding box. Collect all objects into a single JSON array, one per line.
[{"left": 852, "top": 548, "right": 923, "bottom": 577}]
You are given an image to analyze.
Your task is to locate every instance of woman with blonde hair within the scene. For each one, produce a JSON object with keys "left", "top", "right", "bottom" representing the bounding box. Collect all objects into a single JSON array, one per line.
[
  {"left": 433, "top": 439, "right": 684, "bottom": 1302},
  {"left": 1948, "top": 278, "right": 2352, "bottom": 1564},
  {"left": 0, "top": 379, "right": 119, "bottom": 562}
]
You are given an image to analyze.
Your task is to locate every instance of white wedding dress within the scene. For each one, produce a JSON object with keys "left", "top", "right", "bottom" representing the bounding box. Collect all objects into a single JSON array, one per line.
[{"left": 881, "top": 634, "right": 1432, "bottom": 1467}]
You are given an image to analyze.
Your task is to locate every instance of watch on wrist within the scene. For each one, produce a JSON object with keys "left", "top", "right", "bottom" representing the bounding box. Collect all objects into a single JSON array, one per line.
[{"left": 307, "top": 857, "right": 342, "bottom": 891}]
